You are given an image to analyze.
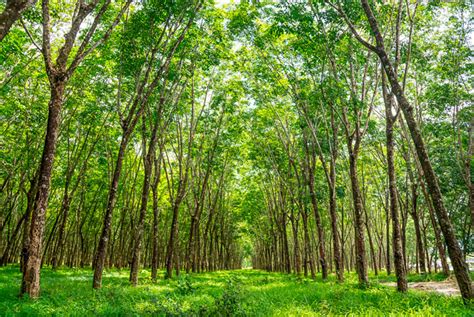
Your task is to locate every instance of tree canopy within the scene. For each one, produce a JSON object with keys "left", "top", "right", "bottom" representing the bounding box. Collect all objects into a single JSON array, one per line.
[{"left": 0, "top": 0, "right": 473, "bottom": 306}]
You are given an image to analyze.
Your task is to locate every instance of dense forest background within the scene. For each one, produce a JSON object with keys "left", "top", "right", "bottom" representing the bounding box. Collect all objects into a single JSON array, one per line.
[{"left": 0, "top": 0, "right": 473, "bottom": 307}]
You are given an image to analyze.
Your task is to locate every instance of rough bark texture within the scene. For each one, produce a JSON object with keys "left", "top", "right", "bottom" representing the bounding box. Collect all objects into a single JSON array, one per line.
[
  {"left": 93, "top": 136, "right": 129, "bottom": 289},
  {"left": 348, "top": 153, "right": 369, "bottom": 286},
  {"left": 410, "top": 183, "right": 426, "bottom": 274},
  {"left": 382, "top": 77, "right": 407, "bottom": 291},
  {"left": 359, "top": 0, "right": 473, "bottom": 301},
  {"left": 0, "top": 0, "right": 36, "bottom": 41},
  {"left": 21, "top": 82, "right": 64, "bottom": 298},
  {"left": 165, "top": 198, "right": 183, "bottom": 278}
]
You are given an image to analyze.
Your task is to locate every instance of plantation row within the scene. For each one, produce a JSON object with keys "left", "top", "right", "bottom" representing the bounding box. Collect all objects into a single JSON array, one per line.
[{"left": 1, "top": 0, "right": 473, "bottom": 306}]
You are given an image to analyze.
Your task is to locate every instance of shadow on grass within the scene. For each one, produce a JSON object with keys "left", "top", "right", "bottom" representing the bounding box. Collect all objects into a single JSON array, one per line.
[{"left": 0, "top": 265, "right": 471, "bottom": 316}]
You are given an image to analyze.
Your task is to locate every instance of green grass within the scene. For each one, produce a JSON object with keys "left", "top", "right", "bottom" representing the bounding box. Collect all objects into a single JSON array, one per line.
[{"left": 0, "top": 266, "right": 471, "bottom": 316}]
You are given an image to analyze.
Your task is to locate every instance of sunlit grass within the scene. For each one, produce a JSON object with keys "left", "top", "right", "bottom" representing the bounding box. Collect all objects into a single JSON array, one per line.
[{"left": 0, "top": 265, "right": 471, "bottom": 316}]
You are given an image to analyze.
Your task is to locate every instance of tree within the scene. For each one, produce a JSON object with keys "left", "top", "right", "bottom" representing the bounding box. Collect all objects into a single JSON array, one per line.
[
  {"left": 21, "top": 0, "right": 131, "bottom": 298},
  {"left": 332, "top": 0, "right": 473, "bottom": 301}
]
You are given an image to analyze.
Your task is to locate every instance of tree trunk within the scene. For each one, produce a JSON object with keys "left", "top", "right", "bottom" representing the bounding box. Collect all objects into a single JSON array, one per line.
[
  {"left": 328, "top": 159, "right": 343, "bottom": 282},
  {"left": 308, "top": 171, "right": 328, "bottom": 280},
  {"left": 20, "top": 175, "right": 37, "bottom": 273},
  {"left": 21, "top": 82, "right": 64, "bottom": 298},
  {"left": 385, "top": 190, "right": 392, "bottom": 276},
  {"left": 301, "top": 211, "right": 316, "bottom": 279},
  {"left": 93, "top": 135, "right": 129, "bottom": 289},
  {"left": 382, "top": 77, "right": 407, "bottom": 291},
  {"left": 348, "top": 152, "right": 369, "bottom": 287},
  {"left": 410, "top": 183, "right": 426, "bottom": 274},
  {"left": 151, "top": 157, "right": 161, "bottom": 281},
  {"left": 130, "top": 122, "right": 159, "bottom": 286},
  {"left": 359, "top": 0, "right": 473, "bottom": 300},
  {"left": 1, "top": 211, "right": 27, "bottom": 265},
  {"left": 165, "top": 200, "right": 181, "bottom": 279},
  {"left": 364, "top": 207, "right": 378, "bottom": 276},
  {"left": 0, "top": 0, "right": 37, "bottom": 41},
  {"left": 129, "top": 158, "right": 152, "bottom": 286},
  {"left": 52, "top": 188, "right": 70, "bottom": 270}
]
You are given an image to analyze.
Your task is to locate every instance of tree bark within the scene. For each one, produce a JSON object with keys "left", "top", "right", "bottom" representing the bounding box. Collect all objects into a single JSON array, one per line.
[
  {"left": 21, "top": 82, "right": 64, "bottom": 298},
  {"left": 382, "top": 74, "right": 407, "bottom": 291},
  {"left": 151, "top": 155, "right": 161, "bottom": 281},
  {"left": 0, "top": 0, "right": 37, "bottom": 41},
  {"left": 93, "top": 135, "right": 129, "bottom": 289},
  {"left": 409, "top": 183, "right": 426, "bottom": 274},
  {"left": 348, "top": 152, "right": 369, "bottom": 286},
  {"left": 328, "top": 157, "right": 343, "bottom": 281},
  {"left": 308, "top": 174, "right": 327, "bottom": 280},
  {"left": 165, "top": 197, "right": 183, "bottom": 279},
  {"left": 358, "top": 0, "right": 473, "bottom": 301},
  {"left": 130, "top": 121, "right": 160, "bottom": 286}
]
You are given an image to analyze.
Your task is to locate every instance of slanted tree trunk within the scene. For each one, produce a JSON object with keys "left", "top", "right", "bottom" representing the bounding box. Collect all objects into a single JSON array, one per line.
[
  {"left": 0, "top": 0, "right": 37, "bottom": 41},
  {"left": 352, "top": 0, "right": 473, "bottom": 300}
]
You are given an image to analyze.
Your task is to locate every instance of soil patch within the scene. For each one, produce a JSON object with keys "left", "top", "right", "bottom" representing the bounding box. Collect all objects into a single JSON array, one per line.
[{"left": 384, "top": 278, "right": 464, "bottom": 296}]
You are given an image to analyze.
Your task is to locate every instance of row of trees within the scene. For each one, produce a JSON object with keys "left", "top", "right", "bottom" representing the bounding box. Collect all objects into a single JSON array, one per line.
[
  {"left": 0, "top": 0, "right": 472, "bottom": 304},
  {"left": 1, "top": 0, "right": 247, "bottom": 298},
  {"left": 236, "top": 0, "right": 472, "bottom": 302}
]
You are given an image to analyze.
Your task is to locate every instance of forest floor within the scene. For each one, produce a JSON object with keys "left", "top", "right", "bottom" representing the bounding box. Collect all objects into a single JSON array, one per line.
[
  {"left": 383, "top": 278, "right": 461, "bottom": 296},
  {"left": 0, "top": 266, "right": 472, "bottom": 316}
]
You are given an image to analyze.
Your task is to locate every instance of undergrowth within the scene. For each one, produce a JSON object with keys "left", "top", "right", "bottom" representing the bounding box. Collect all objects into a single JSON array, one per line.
[{"left": 0, "top": 265, "right": 471, "bottom": 316}]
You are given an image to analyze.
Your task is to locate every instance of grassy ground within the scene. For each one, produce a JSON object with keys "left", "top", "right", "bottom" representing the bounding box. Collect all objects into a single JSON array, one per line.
[{"left": 0, "top": 265, "right": 472, "bottom": 316}]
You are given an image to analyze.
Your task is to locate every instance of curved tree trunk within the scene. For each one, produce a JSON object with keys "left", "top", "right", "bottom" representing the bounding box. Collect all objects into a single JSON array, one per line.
[
  {"left": 358, "top": 0, "right": 473, "bottom": 301},
  {"left": 0, "top": 0, "right": 37, "bottom": 41}
]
